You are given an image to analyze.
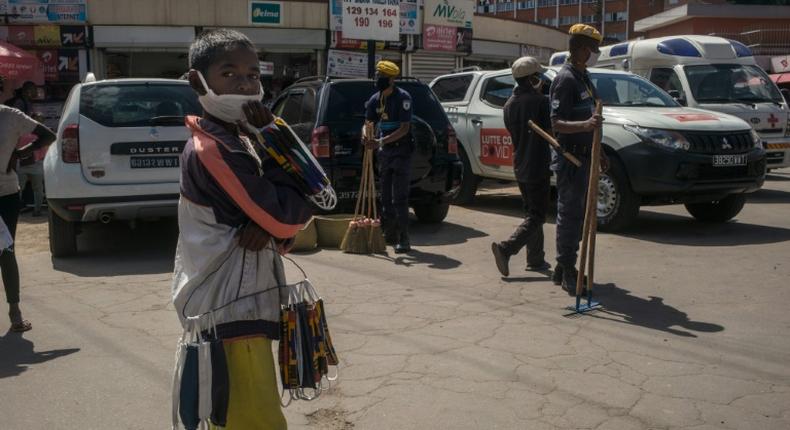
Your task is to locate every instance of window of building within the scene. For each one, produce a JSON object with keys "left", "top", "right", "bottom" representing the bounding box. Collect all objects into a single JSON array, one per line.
[
  {"left": 559, "top": 16, "right": 576, "bottom": 25},
  {"left": 537, "top": 0, "right": 557, "bottom": 7},
  {"left": 581, "top": 15, "right": 598, "bottom": 23},
  {"left": 517, "top": 0, "right": 535, "bottom": 9},
  {"left": 539, "top": 18, "right": 558, "bottom": 26},
  {"left": 604, "top": 11, "right": 628, "bottom": 22},
  {"left": 559, "top": 0, "right": 578, "bottom": 5}
]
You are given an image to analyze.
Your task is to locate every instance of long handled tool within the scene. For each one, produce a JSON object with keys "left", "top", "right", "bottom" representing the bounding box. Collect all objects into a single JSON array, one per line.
[
  {"left": 568, "top": 101, "right": 604, "bottom": 314},
  {"left": 527, "top": 120, "right": 582, "bottom": 167}
]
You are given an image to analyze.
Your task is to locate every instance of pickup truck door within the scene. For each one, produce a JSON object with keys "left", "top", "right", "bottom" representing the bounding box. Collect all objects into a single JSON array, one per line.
[{"left": 466, "top": 74, "right": 516, "bottom": 181}]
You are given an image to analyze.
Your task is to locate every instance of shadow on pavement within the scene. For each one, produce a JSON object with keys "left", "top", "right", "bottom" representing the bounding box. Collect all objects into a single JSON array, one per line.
[
  {"left": 52, "top": 219, "right": 177, "bottom": 277},
  {"left": 392, "top": 249, "right": 462, "bottom": 270},
  {"left": 623, "top": 210, "right": 790, "bottom": 246},
  {"left": 578, "top": 283, "right": 724, "bottom": 338},
  {"left": 746, "top": 188, "right": 790, "bottom": 204},
  {"left": 409, "top": 220, "right": 488, "bottom": 246},
  {"left": 765, "top": 172, "right": 790, "bottom": 182},
  {"left": 0, "top": 331, "right": 79, "bottom": 379}
]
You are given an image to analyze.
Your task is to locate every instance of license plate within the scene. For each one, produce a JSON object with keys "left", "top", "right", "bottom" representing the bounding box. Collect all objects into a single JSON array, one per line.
[
  {"left": 712, "top": 154, "right": 747, "bottom": 167},
  {"left": 130, "top": 156, "right": 180, "bottom": 169}
]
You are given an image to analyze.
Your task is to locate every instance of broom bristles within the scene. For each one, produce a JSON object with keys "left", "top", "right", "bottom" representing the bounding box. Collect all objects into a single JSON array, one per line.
[{"left": 368, "top": 225, "right": 386, "bottom": 253}]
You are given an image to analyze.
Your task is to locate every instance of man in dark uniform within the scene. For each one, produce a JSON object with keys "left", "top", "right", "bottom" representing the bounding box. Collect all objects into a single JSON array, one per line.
[
  {"left": 549, "top": 24, "right": 608, "bottom": 294},
  {"left": 363, "top": 61, "right": 414, "bottom": 254},
  {"left": 491, "top": 56, "right": 552, "bottom": 277}
]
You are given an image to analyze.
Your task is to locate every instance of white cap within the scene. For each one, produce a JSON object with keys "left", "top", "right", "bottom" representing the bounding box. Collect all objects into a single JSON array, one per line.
[{"left": 511, "top": 56, "right": 546, "bottom": 79}]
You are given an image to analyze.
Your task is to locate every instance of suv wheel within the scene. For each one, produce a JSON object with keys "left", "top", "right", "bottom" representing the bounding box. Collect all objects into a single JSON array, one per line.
[
  {"left": 49, "top": 211, "right": 78, "bottom": 257},
  {"left": 685, "top": 194, "right": 746, "bottom": 223},
  {"left": 597, "top": 157, "right": 640, "bottom": 232},
  {"left": 452, "top": 146, "right": 479, "bottom": 205},
  {"left": 413, "top": 201, "right": 450, "bottom": 224}
]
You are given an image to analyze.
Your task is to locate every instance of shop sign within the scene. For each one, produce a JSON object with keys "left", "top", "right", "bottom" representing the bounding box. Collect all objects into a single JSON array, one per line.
[
  {"left": 37, "top": 49, "right": 58, "bottom": 80},
  {"left": 422, "top": 24, "right": 470, "bottom": 53},
  {"left": 6, "top": 25, "right": 34, "bottom": 45},
  {"left": 330, "top": 0, "right": 343, "bottom": 32},
  {"left": 341, "top": 0, "right": 400, "bottom": 42},
  {"left": 480, "top": 128, "right": 513, "bottom": 166},
  {"left": 57, "top": 48, "right": 78, "bottom": 79},
  {"left": 771, "top": 55, "right": 790, "bottom": 74},
  {"left": 330, "top": 31, "right": 407, "bottom": 51},
  {"left": 60, "top": 25, "right": 85, "bottom": 46},
  {"left": 400, "top": 0, "right": 422, "bottom": 35},
  {"left": 249, "top": 1, "right": 282, "bottom": 26},
  {"left": 33, "top": 24, "right": 59, "bottom": 46},
  {"left": 424, "top": 0, "right": 473, "bottom": 29},
  {"left": 259, "top": 61, "right": 274, "bottom": 76},
  {"left": 4, "top": 0, "right": 87, "bottom": 24},
  {"left": 327, "top": 49, "right": 382, "bottom": 78}
]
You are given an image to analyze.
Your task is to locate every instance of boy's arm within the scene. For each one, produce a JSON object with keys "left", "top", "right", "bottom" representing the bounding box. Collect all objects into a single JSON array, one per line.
[{"left": 192, "top": 135, "right": 312, "bottom": 242}]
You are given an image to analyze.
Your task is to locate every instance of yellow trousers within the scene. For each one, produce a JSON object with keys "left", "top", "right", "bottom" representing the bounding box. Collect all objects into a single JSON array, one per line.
[{"left": 210, "top": 336, "right": 287, "bottom": 430}]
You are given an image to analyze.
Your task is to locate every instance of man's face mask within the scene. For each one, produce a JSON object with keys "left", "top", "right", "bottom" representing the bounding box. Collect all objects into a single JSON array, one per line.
[
  {"left": 586, "top": 49, "right": 600, "bottom": 67},
  {"left": 195, "top": 71, "right": 263, "bottom": 124},
  {"left": 376, "top": 76, "right": 391, "bottom": 91}
]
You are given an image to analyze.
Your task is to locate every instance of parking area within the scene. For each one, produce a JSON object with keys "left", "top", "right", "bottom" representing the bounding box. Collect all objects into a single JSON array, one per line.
[{"left": 1, "top": 169, "right": 789, "bottom": 429}]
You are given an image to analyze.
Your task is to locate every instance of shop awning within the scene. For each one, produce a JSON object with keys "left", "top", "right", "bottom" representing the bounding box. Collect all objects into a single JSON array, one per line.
[
  {"left": 93, "top": 26, "right": 196, "bottom": 48},
  {"left": 214, "top": 27, "right": 326, "bottom": 52},
  {"left": 769, "top": 72, "right": 790, "bottom": 85},
  {"left": 469, "top": 40, "right": 521, "bottom": 61},
  {"left": 0, "top": 41, "right": 44, "bottom": 85}
]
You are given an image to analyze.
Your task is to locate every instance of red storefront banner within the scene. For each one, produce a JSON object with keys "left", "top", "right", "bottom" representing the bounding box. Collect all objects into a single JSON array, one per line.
[
  {"left": 7, "top": 25, "right": 35, "bottom": 46},
  {"left": 423, "top": 24, "right": 456, "bottom": 52},
  {"left": 37, "top": 49, "right": 59, "bottom": 80},
  {"left": 480, "top": 128, "right": 513, "bottom": 166}
]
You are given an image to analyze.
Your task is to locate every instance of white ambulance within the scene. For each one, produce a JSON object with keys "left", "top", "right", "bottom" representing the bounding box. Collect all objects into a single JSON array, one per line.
[{"left": 550, "top": 35, "right": 790, "bottom": 169}]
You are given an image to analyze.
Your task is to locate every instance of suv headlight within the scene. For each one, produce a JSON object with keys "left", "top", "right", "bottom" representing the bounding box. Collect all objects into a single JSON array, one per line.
[
  {"left": 750, "top": 128, "right": 762, "bottom": 148},
  {"left": 623, "top": 124, "right": 690, "bottom": 151}
]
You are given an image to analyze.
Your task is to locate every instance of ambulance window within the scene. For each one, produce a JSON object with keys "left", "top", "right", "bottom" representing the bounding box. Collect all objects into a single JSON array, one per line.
[{"left": 649, "top": 68, "right": 686, "bottom": 100}]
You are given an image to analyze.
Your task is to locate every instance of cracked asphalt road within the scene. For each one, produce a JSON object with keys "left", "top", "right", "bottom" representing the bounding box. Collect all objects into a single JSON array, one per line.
[{"left": 1, "top": 169, "right": 789, "bottom": 429}]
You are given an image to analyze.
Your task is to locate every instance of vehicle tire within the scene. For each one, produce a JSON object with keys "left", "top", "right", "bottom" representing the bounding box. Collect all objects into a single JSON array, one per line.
[
  {"left": 49, "top": 211, "right": 78, "bottom": 257},
  {"left": 597, "top": 157, "right": 640, "bottom": 232},
  {"left": 452, "top": 146, "right": 479, "bottom": 205},
  {"left": 413, "top": 201, "right": 450, "bottom": 224},
  {"left": 684, "top": 194, "right": 746, "bottom": 223}
]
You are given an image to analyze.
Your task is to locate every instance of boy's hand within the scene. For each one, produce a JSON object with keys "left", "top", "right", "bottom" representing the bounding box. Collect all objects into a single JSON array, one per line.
[
  {"left": 242, "top": 101, "right": 274, "bottom": 128},
  {"left": 237, "top": 222, "right": 271, "bottom": 251}
]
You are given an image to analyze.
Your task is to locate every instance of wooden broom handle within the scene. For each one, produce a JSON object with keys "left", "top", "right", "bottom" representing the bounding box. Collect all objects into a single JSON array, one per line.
[
  {"left": 527, "top": 120, "right": 582, "bottom": 167},
  {"left": 576, "top": 101, "right": 602, "bottom": 296}
]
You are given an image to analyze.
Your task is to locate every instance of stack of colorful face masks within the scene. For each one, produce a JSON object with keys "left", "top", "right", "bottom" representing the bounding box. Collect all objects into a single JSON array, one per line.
[{"left": 242, "top": 119, "right": 337, "bottom": 211}]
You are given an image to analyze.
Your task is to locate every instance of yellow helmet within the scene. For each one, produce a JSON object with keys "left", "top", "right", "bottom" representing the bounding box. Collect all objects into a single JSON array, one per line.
[
  {"left": 569, "top": 24, "right": 603, "bottom": 43},
  {"left": 376, "top": 60, "right": 400, "bottom": 77}
]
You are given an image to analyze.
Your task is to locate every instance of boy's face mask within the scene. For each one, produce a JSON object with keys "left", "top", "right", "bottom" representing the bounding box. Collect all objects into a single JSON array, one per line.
[{"left": 195, "top": 71, "right": 263, "bottom": 124}]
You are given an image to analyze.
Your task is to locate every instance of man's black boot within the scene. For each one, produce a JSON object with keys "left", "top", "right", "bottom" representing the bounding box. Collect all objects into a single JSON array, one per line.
[
  {"left": 552, "top": 264, "right": 564, "bottom": 286},
  {"left": 491, "top": 243, "right": 510, "bottom": 277},
  {"left": 561, "top": 265, "right": 588, "bottom": 296},
  {"left": 395, "top": 232, "right": 411, "bottom": 254},
  {"left": 384, "top": 227, "right": 399, "bottom": 246}
]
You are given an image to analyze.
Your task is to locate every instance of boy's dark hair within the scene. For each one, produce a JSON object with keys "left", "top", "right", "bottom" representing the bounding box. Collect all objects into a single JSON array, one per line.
[{"left": 189, "top": 29, "right": 256, "bottom": 75}]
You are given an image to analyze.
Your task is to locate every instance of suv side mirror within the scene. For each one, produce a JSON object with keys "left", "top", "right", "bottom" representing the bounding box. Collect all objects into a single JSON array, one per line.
[{"left": 667, "top": 90, "right": 686, "bottom": 106}]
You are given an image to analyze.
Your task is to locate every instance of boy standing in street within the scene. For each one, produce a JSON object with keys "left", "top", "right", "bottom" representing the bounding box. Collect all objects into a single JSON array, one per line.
[
  {"left": 172, "top": 29, "right": 312, "bottom": 429},
  {"left": 491, "top": 57, "right": 552, "bottom": 277}
]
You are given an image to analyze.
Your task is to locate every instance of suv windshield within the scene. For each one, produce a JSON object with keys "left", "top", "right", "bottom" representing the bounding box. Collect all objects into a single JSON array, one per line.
[
  {"left": 684, "top": 64, "right": 783, "bottom": 104},
  {"left": 590, "top": 73, "right": 679, "bottom": 107},
  {"left": 80, "top": 83, "right": 201, "bottom": 127},
  {"left": 325, "top": 81, "right": 447, "bottom": 123}
]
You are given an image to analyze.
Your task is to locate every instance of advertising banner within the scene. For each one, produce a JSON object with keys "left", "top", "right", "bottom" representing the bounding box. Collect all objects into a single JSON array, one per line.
[
  {"left": 249, "top": 1, "right": 283, "bottom": 26},
  {"left": 327, "top": 49, "right": 382, "bottom": 78},
  {"left": 423, "top": 24, "right": 455, "bottom": 52},
  {"left": 342, "top": 0, "right": 400, "bottom": 42},
  {"left": 4, "top": 0, "right": 86, "bottom": 24},
  {"left": 400, "top": 0, "right": 422, "bottom": 35},
  {"left": 37, "top": 49, "right": 58, "bottom": 80},
  {"left": 424, "top": 0, "right": 473, "bottom": 29}
]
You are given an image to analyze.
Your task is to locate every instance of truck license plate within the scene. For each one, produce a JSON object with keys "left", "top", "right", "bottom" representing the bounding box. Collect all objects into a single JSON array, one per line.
[
  {"left": 130, "top": 156, "right": 180, "bottom": 169},
  {"left": 712, "top": 154, "right": 747, "bottom": 167}
]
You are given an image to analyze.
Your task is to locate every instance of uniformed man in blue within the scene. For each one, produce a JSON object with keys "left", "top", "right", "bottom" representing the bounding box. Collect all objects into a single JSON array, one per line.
[
  {"left": 549, "top": 24, "right": 609, "bottom": 294},
  {"left": 362, "top": 61, "right": 414, "bottom": 253}
]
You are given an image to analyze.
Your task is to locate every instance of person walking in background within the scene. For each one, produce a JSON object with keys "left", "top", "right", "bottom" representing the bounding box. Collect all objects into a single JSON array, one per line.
[
  {"left": 0, "top": 104, "right": 56, "bottom": 332},
  {"left": 5, "top": 81, "right": 36, "bottom": 115},
  {"left": 17, "top": 114, "right": 50, "bottom": 217},
  {"left": 491, "top": 57, "right": 552, "bottom": 277}
]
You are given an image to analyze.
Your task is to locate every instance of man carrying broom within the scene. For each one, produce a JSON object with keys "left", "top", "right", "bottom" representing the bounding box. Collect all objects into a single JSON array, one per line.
[
  {"left": 362, "top": 60, "right": 414, "bottom": 254},
  {"left": 549, "top": 24, "right": 609, "bottom": 294},
  {"left": 491, "top": 56, "right": 553, "bottom": 277}
]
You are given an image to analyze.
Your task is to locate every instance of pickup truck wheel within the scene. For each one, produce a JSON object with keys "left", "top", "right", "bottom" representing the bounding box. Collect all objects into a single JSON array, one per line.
[
  {"left": 452, "top": 147, "right": 479, "bottom": 206},
  {"left": 49, "top": 211, "right": 78, "bottom": 257},
  {"left": 685, "top": 194, "right": 746, "bottom": 223},
  {"left": 413, "top": 201, "right": 450, "bottom": 224},
  {"left": 597, "top": 158, "right": 640, "bottom": 232}
]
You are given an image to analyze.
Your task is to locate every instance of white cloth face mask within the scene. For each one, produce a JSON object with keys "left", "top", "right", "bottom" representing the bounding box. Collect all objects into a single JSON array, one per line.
[
  {"left": 195, "top": 71, "right": 263, "bottom": 123},
  {"left": 587, "top": 51, "right": 600, "bottom": 67}
]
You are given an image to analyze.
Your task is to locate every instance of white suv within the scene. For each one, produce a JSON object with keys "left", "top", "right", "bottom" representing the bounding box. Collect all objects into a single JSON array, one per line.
[{"left": 44, "top": 78, "right": 200, "bottom": 256}]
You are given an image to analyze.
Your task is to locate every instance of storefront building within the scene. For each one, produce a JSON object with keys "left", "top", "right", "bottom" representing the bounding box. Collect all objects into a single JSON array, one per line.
[{"left": 0, "top": 0, "right": 88, "bottom": 129}]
